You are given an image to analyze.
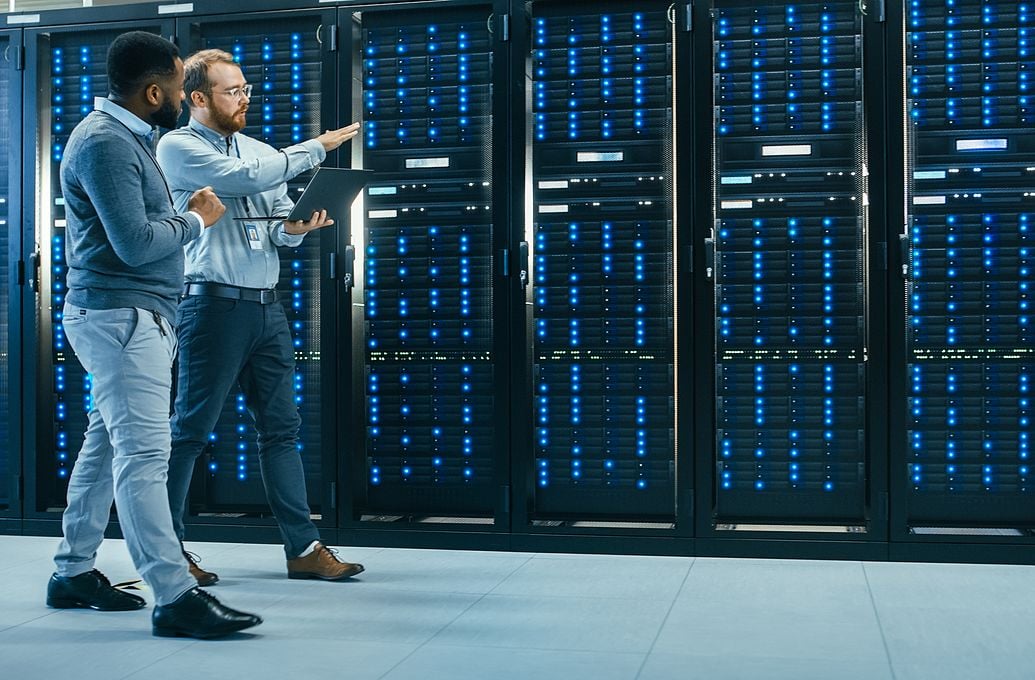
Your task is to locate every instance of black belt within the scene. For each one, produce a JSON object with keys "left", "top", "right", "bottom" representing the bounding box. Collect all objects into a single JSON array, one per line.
[{"left": 183, "top": 282, "right": 279, "bottom": 305}]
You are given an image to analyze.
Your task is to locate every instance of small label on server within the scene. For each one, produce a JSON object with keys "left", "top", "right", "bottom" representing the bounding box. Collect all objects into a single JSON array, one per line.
[
  {"left": 762, "top": 144, "right": 813, "bottom": 157},
  {"left": 913, "top": 196, "right": 947, "bottom": 205},
  {"left": 720, "top": 200, "right": 754, "bottom": 210},
  {"left": 577, "top": 152, "right": 624, "bottom": 163},
  {"left": 368, "top": 187, "right": 397, "bottom": 196},
  {"left": 157, "top": 3, "right": 194, "bottom": 14},
  {"left": 6, "top": 13, "right": 41, "bottom": 24},
  {"left": 539, "top": 205, "right": 570, "bottom": 214},
  {"left": 368, "top": 210, "right": 398, "bottom": 219},
  {"left": 955, "top": 138, "right": 1008, "bottom": 152},
  {"left": 538, "top": 180, "right": 570, "bottom": 189},
  {"left": 405, "top": 157, "right": 450, "bottom": 169}
]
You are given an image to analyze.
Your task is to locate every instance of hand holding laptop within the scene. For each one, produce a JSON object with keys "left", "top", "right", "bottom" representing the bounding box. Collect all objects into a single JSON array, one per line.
[
  {"left": 284, "top": 209, "right": 333, "bottom": 235},
  {"left": 233, "top": 168, "right": 374, "bottom": 223}
]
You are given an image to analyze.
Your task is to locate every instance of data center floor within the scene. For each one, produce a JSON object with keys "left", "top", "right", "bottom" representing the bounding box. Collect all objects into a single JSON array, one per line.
[{"left": 0, "top": 534, "right": 1031, "bottom": 680}]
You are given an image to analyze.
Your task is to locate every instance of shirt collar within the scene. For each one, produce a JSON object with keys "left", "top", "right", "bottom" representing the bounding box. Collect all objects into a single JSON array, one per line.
[
  {"left": 94, "top": 97, "right": 154, "bottom": 137},
  {"left": 188, "top": 117, "right": 234, "bottom": 149}
]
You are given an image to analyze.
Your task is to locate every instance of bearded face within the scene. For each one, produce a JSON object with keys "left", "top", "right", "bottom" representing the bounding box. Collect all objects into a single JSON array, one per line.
[
  {"left": 208, "top": 95, "right": 248, "bottom": 134},
  {"left": 152, "top": 94, "right": 183, "bottom": 130},
  {"left": 198, "top": 61, "right": 250, "bottom": 136}
]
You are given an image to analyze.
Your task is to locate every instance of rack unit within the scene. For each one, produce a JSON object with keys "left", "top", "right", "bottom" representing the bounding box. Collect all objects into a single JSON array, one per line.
[
  {"left": 175, "top": 9, "right": 337, "bottom": 520},
  {"left": 354, "top": 5, "right": 500, "bottom": 516},
  {"left": 526, "top": 1, "right": 676, "bottom": 520},
  {"left": 901, "top": 0, "right": 1035, "bottom": 527},
  {"left": 710, "top": 0, "right": 870, "bottom": 523}
]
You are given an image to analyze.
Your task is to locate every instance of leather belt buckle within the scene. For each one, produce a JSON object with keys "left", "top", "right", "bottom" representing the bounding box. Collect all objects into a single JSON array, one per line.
[{"left": 259, "top": 289, "right": 277, "bottom": 305}]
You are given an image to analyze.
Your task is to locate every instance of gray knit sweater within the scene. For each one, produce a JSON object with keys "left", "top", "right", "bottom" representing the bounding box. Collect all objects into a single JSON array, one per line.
[{"left": 60, "top": 110, "right": 201, "bottom": 320}]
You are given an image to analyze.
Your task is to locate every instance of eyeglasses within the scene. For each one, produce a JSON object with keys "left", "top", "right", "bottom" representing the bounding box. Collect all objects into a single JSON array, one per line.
[{"left": 211, "top": 84, "right": 253, "bottom": 100}]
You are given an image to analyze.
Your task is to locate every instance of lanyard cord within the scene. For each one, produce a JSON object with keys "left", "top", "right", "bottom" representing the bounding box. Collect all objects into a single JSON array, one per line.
[{"left": 187, "top": 128, "right": 253, "bottom": 216}]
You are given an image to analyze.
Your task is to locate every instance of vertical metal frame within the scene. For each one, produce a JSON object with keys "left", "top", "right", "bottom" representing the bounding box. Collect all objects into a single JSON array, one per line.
[
  {"left": 172, "top": 6, "right": 340, "bottom": 539},
  {"left": 0, "top": 28, "right": 23, "bottom": 524},
  {"left": 884, "top": 0, "right": 910, "bottom": 550},
  {"left": 861, "top": 0, "right": 891, "bottom": 546},
  {"left": 672, "top": 0, "right": 696, "bottom": 546},
  {"left": 21, "top": 18, "right": 175, "bottom": 527},
  {"left": 336, "top": 0, "right": 513, "bottom": 549},
  {"left": 694, "top": 0, "right": 889, "bottom": 559}
]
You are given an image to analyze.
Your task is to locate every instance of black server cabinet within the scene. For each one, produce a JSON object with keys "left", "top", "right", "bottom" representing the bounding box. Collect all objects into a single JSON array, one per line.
[
  {"left": 893, "top": 0, "right": 1035, "bottom": 532},
  {"left": 703, "top": 0, "right": 883, "bottom": 532},
  {"left": 523, "top": 1, "right": 678, "bottom": 523},
  {"left": 174, "top": 8, "right": 339, "bottom": 528},
  {"left": 23, "top": 20, "right": 174, "bottom": 517},
  {"left": 345, "top": 1, "right": 509, "bottom": 525},
  {"left": 1, "top": 29, "right": 21, "bottom": 518}
]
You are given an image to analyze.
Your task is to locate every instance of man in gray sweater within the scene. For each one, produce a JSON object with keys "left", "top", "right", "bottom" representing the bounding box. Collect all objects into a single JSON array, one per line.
[{"left": 45, "top": 31, "right": 260, "bottom": 639}]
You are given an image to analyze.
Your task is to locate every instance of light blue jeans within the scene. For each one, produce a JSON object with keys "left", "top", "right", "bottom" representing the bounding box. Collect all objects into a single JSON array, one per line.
[{"left": 53, "top": 303, "right": 195, "bottom": 606}]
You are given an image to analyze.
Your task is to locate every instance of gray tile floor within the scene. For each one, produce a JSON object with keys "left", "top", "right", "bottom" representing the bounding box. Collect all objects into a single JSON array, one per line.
[{"left": 0, "top": 535, "right": 1032, "bottom": 679}]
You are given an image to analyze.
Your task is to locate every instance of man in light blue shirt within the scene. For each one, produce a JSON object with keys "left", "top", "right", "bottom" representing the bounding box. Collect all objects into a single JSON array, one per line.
[{"left": 157, "top": 48, "right": 364, "bottom": 584}]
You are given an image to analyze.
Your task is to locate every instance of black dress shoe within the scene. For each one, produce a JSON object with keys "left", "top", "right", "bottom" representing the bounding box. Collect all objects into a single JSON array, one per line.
[
  {"left": 152, "top": 587, "right": 262, "bottom": 639},
  {"left": 46, "top": 569, "right": 147, "bottom": 611}
]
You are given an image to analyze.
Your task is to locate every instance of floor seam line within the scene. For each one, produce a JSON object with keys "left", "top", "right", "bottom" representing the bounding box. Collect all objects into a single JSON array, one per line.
[
  {"left": 862, "top": 562, "right": 899, "bottom": 680},
  {"left": 633, "top": 557, "right": 697, "bottom": 680}
]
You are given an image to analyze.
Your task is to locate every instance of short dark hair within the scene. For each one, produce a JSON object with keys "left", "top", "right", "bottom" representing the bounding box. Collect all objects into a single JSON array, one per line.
[{"left": 107, "top": 31, "right": 179, "bottom": 97}]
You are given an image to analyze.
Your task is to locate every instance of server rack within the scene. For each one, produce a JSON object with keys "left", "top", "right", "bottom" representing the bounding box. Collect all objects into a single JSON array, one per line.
[
  {"left": 341, "top": 0, "right": 511, "bottom": 539},
  {"left": 173, "top": 7, "right": 340, "bottom": 533},
  {"left": 22, "top": 19, "right": 174, "bottom": 520},
  {"left": 519, "top": 0, "right": 681, "bottom": 533},
  {"left": 697, "top": 0, "right": 887, "bottom": 553},
  {"left": 889, "top": 0, "right": 1035, "bottom": 552},
  {"left": 1, "top": 29, "right": 22, "bottom": 520}
]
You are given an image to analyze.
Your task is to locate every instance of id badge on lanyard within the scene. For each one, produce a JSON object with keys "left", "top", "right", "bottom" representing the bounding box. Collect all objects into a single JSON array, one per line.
[
  {"left": 242, "top": 194, "right": 264, "bottom": 250},
  {"left": 243, "top": 222, "right": 264, "bottom": 250}
]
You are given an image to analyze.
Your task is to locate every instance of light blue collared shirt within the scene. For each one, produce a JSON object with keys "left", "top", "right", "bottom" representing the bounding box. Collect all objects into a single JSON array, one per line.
[
  {"left": 93, "top": 97, "right": 205, "bottom": 232},
  {"left": 155, "top": 117, "right": 326, "bottom": 289}
]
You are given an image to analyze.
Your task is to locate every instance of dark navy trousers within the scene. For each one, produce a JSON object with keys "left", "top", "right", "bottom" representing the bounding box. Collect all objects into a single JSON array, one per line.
[{"left": 167, "top": 294, "right": 319, "bottom": 559}]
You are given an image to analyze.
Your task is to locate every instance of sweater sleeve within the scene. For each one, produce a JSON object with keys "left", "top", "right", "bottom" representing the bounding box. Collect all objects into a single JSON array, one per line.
[{"left": 74, "top": 134, "right": 201, "bottom": 268}]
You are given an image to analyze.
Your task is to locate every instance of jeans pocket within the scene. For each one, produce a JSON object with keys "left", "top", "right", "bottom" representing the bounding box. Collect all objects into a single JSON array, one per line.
[{"left": 62, "top": 303, "right": 88, "bottom": 326}]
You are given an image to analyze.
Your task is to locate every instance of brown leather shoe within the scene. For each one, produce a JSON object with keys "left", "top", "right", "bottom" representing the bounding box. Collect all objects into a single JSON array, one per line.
[
  {"left": 287, "top": 543, "right": 364, "bottom": 581},
  {"left": 183, "top": 550, "right": 219, "bottom": 587}
]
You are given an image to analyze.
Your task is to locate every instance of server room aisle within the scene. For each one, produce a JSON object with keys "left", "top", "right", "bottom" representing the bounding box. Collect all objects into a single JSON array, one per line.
[{"left": 0, "top": 535, "right": 1031, "bottom": 680}]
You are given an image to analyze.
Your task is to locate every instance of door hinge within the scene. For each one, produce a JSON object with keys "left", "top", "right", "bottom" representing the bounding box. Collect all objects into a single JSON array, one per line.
[
  {"left": 15, "top": 45, "right": 26, "bottom": 71},
  {"left": 328, "top": 252, "right": 338, "bottom": 280},
  {"left": 499, "top": 249, "right": 510, "bottom": 277},
  {"left": 343, "top": 245, "right": 356, "bottom": 292},
  {"left": 876, "top": 0, "right": 886, "bottom": 23},
  {"left": 518, "top": 241, "right": 529, "bottom": 289},
  {"left": 330, "top": 482, "right": 337, "bottom": 510},
  {"left": 329, "top": 24, "right": 339, "bottom": 52},
  {"left": 17, "top": 260, "right": 25, "bottom": 286},
  {"left": 684, "top": 2, "right": 694, "bottom": 33},
  {"left": 28, "top": 251, "right": 40, "bottom": 292}
]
